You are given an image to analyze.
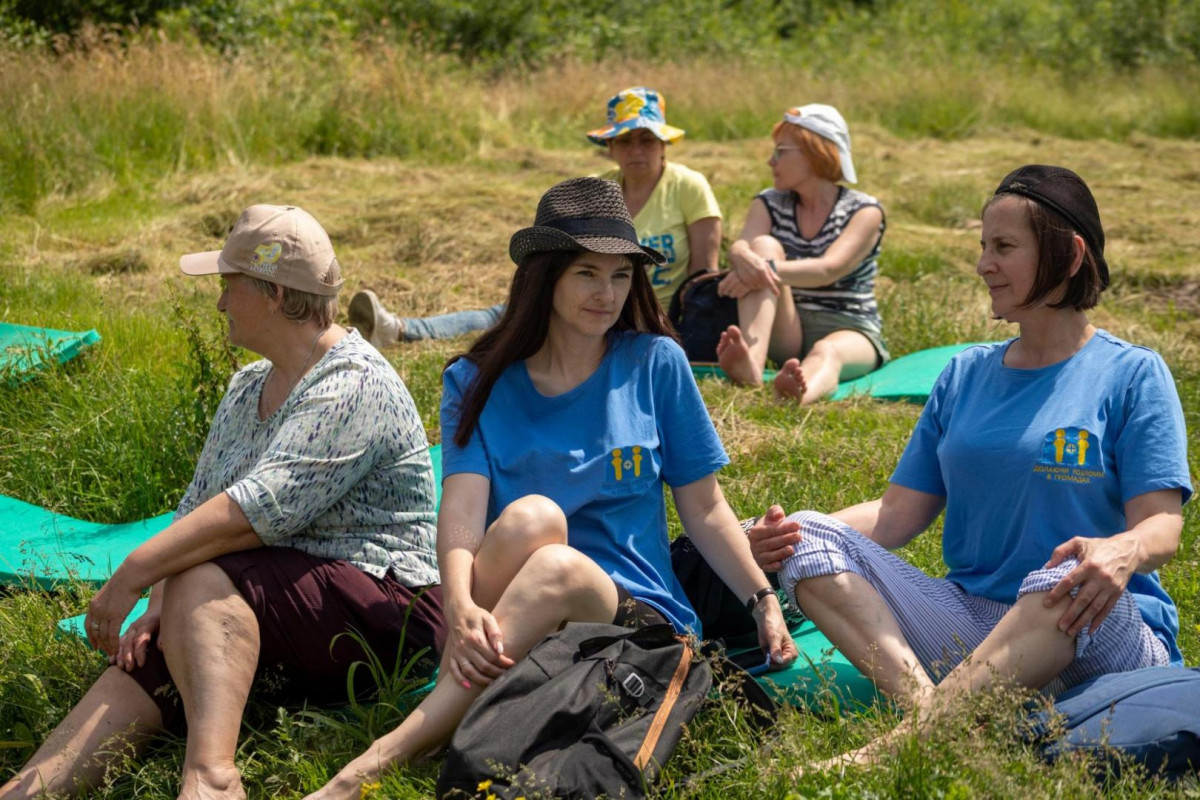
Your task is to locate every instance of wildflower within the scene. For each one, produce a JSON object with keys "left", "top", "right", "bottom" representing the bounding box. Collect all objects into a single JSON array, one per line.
[
  {"left": 476, "top": 779, "right": 493, "bottom": 792},
  {"left": 359, "top": 781, "right": 382, "bottom": 799}
]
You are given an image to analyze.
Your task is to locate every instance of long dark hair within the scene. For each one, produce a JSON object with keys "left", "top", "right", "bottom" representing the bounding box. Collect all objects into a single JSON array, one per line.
[{"left": 448, "top": 249, "right": 676, "bottom": 447}]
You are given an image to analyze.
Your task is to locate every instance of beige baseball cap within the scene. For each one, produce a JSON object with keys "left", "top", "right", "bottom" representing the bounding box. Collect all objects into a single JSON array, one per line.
[{"left": 179, "top": 204, "right": 343, "bottom": 296}]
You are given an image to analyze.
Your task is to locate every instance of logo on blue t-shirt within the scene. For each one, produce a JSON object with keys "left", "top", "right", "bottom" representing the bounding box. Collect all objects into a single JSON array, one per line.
[
  {"left": 1033, "top": 427, "right": 1104, "bottom": 484},
  {"left": 610, "top": 446, "right": 646, "bottom": 482}
]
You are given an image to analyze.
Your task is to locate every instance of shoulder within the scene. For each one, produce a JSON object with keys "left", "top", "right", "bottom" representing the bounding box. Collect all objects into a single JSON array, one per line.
[
  {"left": 229, "top": 359, "right": 271, "bottom": 388},
  {"left": 596, "top": 167, "right": 621, "bottom": 182},
  {"left": 609, "top": 330, "right": 685, "bottom": 368},
  {"left": 310, "top": 331, "right": 399, "bottom": 387},
  {"left": 664, "top": 161, "right": 711, "bottom": 188},
  {"left": 942, "top": 341, "right": 1010, "bottom": 384},
  {"left": 839, "top": 187, "right": 884, "bottom": 214},
  {"left": 443, "top": 355, "right": 480, "bottom": 391},
  {"left": 1087, "top": 329, "right": 1173, "bottom": 380}
]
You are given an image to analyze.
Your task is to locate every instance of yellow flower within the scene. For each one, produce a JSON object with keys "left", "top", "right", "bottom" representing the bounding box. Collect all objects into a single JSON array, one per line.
[
  {"left": 359, "top": 781, "right": 382, "bottom": 799},
  {"left": 476, "top": 779, "right": 493, "bottom": 792}
]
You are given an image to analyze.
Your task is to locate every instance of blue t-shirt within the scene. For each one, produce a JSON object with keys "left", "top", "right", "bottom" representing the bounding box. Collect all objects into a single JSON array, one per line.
[
  {"left": 441, "top": 331, "right": 730, "bottom": 634},
  {"left": 891, "top": 330, "right": 1192, "bottom": 663}
]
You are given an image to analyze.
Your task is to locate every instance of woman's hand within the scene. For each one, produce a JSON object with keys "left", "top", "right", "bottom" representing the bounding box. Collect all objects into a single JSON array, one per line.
[
  {"left": 1042, "top": 535, "right": 1141, "bottom": 636},
  {"left": 717, "top": 271, "right": 754, "bottom": 299},
  {"left": 85, "top": 573, "right": 143, "bottom": 656},
  {"left": 748, "top": 505, "right": 801, "bottom": 572},
  {"left": 444, "top": 599, "right": 514, "bottom": 689},
  {"left": 111, "top": 609, "right": 161, "bottom": 672},
  {"left": 754, "top": 594, "right": 798, "bottom": 669},
  {"left": 726, "top": 242, "right": 782, "bottom": 296}
]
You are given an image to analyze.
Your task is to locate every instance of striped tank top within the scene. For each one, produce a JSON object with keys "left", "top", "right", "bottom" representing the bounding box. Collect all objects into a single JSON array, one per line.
[{"left": 756, "top": 187, "right": 885, "bottom": 330}]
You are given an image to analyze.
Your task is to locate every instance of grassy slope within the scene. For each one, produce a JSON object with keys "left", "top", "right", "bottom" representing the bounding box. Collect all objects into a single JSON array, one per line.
[{"left": 1, "top": 127, "right": 1198, "bottom": 797}]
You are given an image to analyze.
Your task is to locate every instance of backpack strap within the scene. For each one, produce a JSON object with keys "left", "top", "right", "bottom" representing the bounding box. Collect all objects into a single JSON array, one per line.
[{"left": 633, "top": 639, "right": 693, "bottom": 770}]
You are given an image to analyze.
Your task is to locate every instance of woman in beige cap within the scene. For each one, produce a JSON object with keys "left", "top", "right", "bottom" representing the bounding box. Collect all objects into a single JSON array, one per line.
[
  {"left": 2, "top": 205, "right": 445, "bottom": 800},
  {"left": 715, "top": 103, "right": 890, "bottom": 403}
]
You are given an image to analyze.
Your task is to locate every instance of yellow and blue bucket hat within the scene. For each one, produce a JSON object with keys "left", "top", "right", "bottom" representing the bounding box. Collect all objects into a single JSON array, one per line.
[{"left": 586, "top": 87, "right": 686, "bottom": 146}]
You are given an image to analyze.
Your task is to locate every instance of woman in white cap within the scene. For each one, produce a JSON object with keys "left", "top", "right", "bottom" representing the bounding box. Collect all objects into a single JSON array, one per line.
[
  {"left": 715, "top": 104, "right": 890, "bottom": 402},
  {"left": 307, "top": 177, "right": 792, "bottom": 799},
  {"left": 2, "top": 205, "right": 445, "bottom": 800},
  {"left": 348, "top": 87, "right": 722, "bottom": 347}
]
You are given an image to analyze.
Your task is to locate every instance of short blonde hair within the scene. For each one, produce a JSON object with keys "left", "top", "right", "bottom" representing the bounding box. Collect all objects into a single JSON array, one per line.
[
  {"left": 249, "top": 277, "right": 338, "bottom": 328},
  {"left": 771, "top": 120, "right": 843, "bottom": 182}
]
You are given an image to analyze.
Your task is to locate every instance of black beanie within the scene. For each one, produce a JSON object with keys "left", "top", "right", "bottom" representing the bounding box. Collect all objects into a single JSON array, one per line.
[{"left": 993, "top": 165, "right": 1110, "bottom": 289}]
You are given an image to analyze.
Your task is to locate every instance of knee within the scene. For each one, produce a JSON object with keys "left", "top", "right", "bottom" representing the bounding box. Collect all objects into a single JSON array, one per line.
[
  {"left": 489, "top": 494, "right": 567, "bottom": 550},
  {"left": 159, "top": 563, "right": 252, "bottom": 650},
  {"left": 518, "top": 544, "right": 596, "bottom": 604},
  {"left": 749, "top": 235, "right": 785, "bottom": 260},
  {"left": 805, "top": 337, "right": 841, "bottom": 365}
]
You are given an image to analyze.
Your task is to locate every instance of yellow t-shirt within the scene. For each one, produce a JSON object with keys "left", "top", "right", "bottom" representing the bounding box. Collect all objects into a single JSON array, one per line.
[{"left": 599, "top": 161, "right": 722, "bottom": 305}]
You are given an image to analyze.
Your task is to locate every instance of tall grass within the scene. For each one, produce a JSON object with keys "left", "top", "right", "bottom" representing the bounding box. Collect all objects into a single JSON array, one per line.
[{"left": 1, "top": 27, "right": 1198, "bottom": 214}]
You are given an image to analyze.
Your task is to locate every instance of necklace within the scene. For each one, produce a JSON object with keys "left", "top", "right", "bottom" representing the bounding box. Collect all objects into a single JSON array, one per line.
[{"left": 262, "top": 326, "right": 326, "bottom": 418}]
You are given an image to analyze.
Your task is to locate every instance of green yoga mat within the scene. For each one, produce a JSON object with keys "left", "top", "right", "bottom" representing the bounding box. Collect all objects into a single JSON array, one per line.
[
  {"left": 691, "top": 343, "right": 991, "bottom": 401},
  {"left": 830, "top": 343, "right": 992, "bottom": 402},
  {"left": 4, "top": 446, "right": 443, "bottom": 589},
  {"left": 0, "top": 322, "right": 101, "bottom": 383},
  {"left": 734, "top": 620, "right": 881, "bottom": 712},
  {"left": 0, "top": 495, "right": 173, "bottom": 587}
]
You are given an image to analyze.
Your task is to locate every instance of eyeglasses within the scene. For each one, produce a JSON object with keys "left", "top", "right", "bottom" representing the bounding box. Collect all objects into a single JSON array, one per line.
[{"left": 771, "top": 145, "right": 803, "bottom": 160}]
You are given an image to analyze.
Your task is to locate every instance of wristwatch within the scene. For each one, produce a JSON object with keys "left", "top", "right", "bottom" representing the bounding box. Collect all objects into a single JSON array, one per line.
[{"left": 745, "top": 587, "right": 773, "bottom": 612}]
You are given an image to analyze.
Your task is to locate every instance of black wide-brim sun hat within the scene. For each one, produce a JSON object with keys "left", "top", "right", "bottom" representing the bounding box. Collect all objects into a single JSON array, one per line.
[{"left": 509, "top": 177, "right": 665, "bottom": 267}]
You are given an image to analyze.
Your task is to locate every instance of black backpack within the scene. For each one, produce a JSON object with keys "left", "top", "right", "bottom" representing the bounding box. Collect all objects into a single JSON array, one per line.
[
  {"left": 436, "top": 621, "right": 773, "bottom": 799},
  {"left": 667, "top": 271, "right": 739, "bottom": 363}
]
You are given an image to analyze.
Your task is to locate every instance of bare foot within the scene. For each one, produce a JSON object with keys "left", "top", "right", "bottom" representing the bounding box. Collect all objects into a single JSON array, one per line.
[
  {"left": 177, "top": 764, "right": 245, "bottom": 800},
  {"left": 772, "top": 357, "right": 807, "bottom": 402},
  {"left": 715, "top": 326, "right": 764, "bottom": 386}
]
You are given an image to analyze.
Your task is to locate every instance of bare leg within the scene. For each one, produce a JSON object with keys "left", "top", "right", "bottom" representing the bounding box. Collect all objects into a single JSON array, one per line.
[
  {"left": 794, "top": 572, "right": 934, "bottom": 706},
  {"left": 306, "top": 543, "right": 619, "bottom": 800},
  {"left": 717, "top": 236, "right": 803, "bottom": 386},
  {"left": 159, "top": 563, "right": 259, "bottom": 800},
  {"left": 773, "top": 330, "right": 877, "bottom": 404},
  {"left": 803, "top": 591, "right": 1075, "bottom": 773},
  {"left": 0, "top": 668, "right": 161, "bottom": 799}
]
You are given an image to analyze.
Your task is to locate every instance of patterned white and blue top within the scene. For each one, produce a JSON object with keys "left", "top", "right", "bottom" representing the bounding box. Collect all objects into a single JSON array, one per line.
[{"left": 174, "top": 330, "right": 440, "bottom": 587}]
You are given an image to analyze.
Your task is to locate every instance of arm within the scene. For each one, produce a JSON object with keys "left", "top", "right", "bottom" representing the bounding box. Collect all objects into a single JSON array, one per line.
[
  {"left": 724, "top": 199, "right": 781, "bottom": 296},
  {"left": 749, "top": 485, "right": 943, "bottom": 572},
  {"left": 86, "top": 491, "right": 262, "bottom": 655},
  {"left": 685, "top": 216, "right": 721, "bottom": 276},
  {"left": 1043, "top": 488, "right": 1183, "bottom": 635},
  {"left": 435, "top": 472, "right": 514, "bottom": 686},
  {"left": 672, "top": 475, "right": 798, "bottom": 667},
  {"left": 772, "top": 206, "right": 883, "bottom": 288}
]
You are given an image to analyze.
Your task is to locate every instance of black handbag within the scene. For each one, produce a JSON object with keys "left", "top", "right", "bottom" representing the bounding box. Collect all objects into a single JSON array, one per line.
[{"left": 666, "top": 271, "right": 739, "bottom": 363}]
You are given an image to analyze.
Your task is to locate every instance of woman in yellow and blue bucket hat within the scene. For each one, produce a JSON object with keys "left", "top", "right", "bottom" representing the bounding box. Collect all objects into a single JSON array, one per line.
[
  {"left": 714, "top": 103, "right": 890, "bottom": 403},
  {"left": 588, "top": 87, "right": 722, "bottom": 307},
  {"left": 347, "top": 87, "right": 721, "bottom": 350}
]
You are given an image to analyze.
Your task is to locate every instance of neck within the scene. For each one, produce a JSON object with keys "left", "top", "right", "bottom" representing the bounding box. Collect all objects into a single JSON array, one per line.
[
  {"left": 1009, "top": 310, "right": 1094, "bottom": 368},
  {"left": 263, "top": 321, "right": 332, "bottom": 381},
  {"left": 621, "top": 161, "right": 665, "bottom": 194},
  {"left": 794, "top": 179, "right": 838, "bottom": 209},
  {"left": 527, "top": 323, "right": 608, "bottom": 387}
]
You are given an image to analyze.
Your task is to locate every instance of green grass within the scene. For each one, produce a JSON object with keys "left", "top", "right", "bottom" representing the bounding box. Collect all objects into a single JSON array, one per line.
[{"left": 1, "top": 41, "right": 1199, "bottom": 799}]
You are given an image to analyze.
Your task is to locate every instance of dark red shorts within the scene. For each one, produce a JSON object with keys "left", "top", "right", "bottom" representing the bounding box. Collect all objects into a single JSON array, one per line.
[{"left": 128, "top": 546, "right": 446, "bottom": 730}]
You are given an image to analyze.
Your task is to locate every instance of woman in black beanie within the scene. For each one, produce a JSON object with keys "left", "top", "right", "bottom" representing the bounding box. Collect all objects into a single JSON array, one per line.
[{"left": 749, "top": 165, "right": 1191, "bottom": 769}]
